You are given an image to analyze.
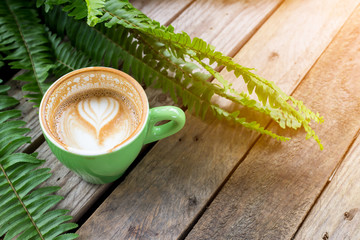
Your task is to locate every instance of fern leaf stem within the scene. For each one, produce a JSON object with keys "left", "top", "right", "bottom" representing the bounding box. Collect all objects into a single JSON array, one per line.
[
  {"left": 134, "top": 32, "right": 189, "bottom": 84},
  {"left": 5, "top": 0, "right": 44, "bottom": 95},
  {"left": 87, "top": 26, "right": 132, "bottom": 67},
  {"left": 0, "top": 162, "right": 45, "bottom": 240},
  {"left": 57, "top": 59, "right": 75, "bottom": 72},
  {"left": 192, "top": 55, "right": 275, "bottom": 114},
  {"left": 101, "top": 8, "right": 138, "bottom": 28}
]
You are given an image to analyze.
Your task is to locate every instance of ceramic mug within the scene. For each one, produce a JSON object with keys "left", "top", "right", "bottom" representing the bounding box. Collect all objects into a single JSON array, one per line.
[{"left": 39, "top": 67, "right": 185, "bottom": 184}]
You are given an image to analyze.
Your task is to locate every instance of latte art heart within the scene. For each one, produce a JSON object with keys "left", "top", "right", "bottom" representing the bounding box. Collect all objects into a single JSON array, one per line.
[
  {"left": 77, "top": 97, "right": 119, "bottom": 137},
  {"left": 53, "top": 89, "right": 139, "bottom": 153}
]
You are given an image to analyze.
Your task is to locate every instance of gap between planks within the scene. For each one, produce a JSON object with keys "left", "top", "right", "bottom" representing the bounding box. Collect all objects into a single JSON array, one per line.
[{"left": 292, "top": 127, "right": 360, "bottom": 239}]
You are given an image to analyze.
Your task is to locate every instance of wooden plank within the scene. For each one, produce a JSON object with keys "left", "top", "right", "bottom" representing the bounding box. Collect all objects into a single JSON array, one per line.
[
  {"left": 219, "top": 0, "right": 360, "bottom": 94},
  {"left": 130, "top": 0, "right": 194, "bottom": 26},
  {"left": 295, "top": 133, "right": 360, "bottom": 239},
  {"left": 30, "top": 0, "right": 282, "bottom": 225},
  {"left": 76, "top": 0, "right": 360, "bottom": 239},
  {"left": 187, "top": 4, "right": 360, "bottom": 239},
  {"left": 294, "top": 135, "right": 360, "bottom": 239},
  {"left": 169, "top": 0, "right": 283, "bottom": 55}
]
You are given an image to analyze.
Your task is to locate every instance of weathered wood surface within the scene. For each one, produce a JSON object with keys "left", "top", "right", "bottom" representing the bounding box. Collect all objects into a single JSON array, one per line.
[
  {"left": 187, "top": 4, "right": 360, "bottom": 239},
  {"left": 31, "top": 0, "right": 283, "bottom": 225},
  {"left": 295, "top": 132, "right": 360, "bottom": 239},
  {"left": 130, "top": 0, "right": 194, "bottom": 26},
  {"left": 169, "top": 0, "right": 283, "bottom": 55},
  {"left": 76, "top": 0, "right": 360, "bottom": 239},
  {"left": 217, "top": 0, "right": 359, "bottom": 94}
]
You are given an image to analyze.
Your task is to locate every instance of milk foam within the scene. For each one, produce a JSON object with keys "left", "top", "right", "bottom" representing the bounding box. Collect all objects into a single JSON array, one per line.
[
  {"left": 77, "top": 96, "right": 119, "bottom": 138},
  {"left": 53, "top": 89, "right": 139, "bottom": 153}
]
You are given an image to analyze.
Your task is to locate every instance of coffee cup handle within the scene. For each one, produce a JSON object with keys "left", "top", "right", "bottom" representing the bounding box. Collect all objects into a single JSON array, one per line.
[{"left": 144, "top": 106, "right": 186, "bottom": 144}]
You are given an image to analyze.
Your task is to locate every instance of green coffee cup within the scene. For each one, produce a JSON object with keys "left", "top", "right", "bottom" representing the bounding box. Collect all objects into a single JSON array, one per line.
[{"left": 39, "top": 67, "right": 185, "bottom": 184}]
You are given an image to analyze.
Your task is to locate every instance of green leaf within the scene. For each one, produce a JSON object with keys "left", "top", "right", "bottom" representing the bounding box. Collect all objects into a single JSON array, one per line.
[
  {"left": 0, "top": 109, "right": 21, "bottom": 124},
  {"left": 85, "top": 0, "right": 105, "bottom": 26},
  {"left": 0, "top": 0, "right": 54, "bottom": 105},
  {"left": 0, "top": 95, "right": 19, "bottom": 110},
  {"left": 48, "top": 31, "right": 94, "bottom": 77}
]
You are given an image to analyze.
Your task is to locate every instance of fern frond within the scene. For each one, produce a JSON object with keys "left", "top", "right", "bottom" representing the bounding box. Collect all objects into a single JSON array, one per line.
[
  {"left": 0, "top": 82, "right": 78, "bottom": 240},
  {"left": 0, "top": 0, "right": 54, "bottom": 107},
  {"left": 48, "top": 31, "right": 94, "bottom": 77},
  {"left": 85, "top": 0, "right": 106, "bottom": 26},
  {"left": 44, "top": 11, "right": 286, "bottom": 142},
  {"left": 95, "top": 0, "right": 323, "bottom": 149},
  {"left": 100, "top": 1, "right": 156, "bottom": 30},
  {"left": 43, "top": 1, "right": 322, "bottom": 148},
  {"left": 39, "top": 0, "right": 87, "bottom": 20},
  {"left": 0, "top": 154, "right": 78, "bottom": 240},
  {"left": 45, "top": 6, "right": 123, "bottom": 69}
]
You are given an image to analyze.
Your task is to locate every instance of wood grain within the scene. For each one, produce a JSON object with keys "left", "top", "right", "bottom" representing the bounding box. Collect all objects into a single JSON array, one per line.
[
  {"left": 170, "top": 0, "right": 283, "bottom": 55},
  {"left": 76, "top": 0, "right": 360, "bottom": 239},
  {"left": 217, "top": 0, "right": 360, "bottom": 95},
  {"left": 130, "top": 0, "right": 194, "bottom": 26},
  {"left": 295, "top": 132, "right": 360, "bottom": 239},
  {"left": 187, "top": 3, "right": 360, "bottom": 239}
]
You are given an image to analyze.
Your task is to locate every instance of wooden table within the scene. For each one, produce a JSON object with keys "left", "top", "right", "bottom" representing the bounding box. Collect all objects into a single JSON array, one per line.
[{"left": 7, "top": 0, "right": 360, "bottom": 239}]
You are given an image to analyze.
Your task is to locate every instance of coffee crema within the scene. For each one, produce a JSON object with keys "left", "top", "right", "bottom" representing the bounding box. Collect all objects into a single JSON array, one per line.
[{"left": 52, "top": 89, "right": 140, "bottom": 153}]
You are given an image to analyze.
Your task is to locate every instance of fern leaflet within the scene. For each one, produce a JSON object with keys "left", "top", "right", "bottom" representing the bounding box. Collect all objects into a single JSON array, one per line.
[
  {"left": 48, "top": 31, "right": 94, "bottom": 77},
  {"left": 0, "top": 0, "right": 54, "bottom": 107},
  {"left": 85, "top": 0, "right": 106, "bottom": 26}
]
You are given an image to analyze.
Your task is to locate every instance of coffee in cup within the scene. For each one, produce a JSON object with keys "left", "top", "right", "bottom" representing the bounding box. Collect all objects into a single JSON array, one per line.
[
  {"left": 52, "top": 88, "right": 139, "bottom": 153},
  {"left": 39, "top": 67, "right": 185, "bottom": 184}
]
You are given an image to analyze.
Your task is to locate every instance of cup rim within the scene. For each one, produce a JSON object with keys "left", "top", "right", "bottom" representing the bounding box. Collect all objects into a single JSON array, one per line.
[{"left": 39, "top": 66, "right": 149, "bottom": 156}]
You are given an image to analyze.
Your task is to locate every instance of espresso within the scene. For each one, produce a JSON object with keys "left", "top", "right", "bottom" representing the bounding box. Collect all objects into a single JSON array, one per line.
[{"left": 52, "top": 89, "right": 140, "bottom": 153}]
